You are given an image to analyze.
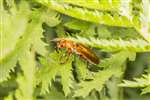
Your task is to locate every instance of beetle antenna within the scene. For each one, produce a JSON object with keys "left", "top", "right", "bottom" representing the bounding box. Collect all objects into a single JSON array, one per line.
[{"left": 50, "top": 38, "right": 61, "bottom": 42}]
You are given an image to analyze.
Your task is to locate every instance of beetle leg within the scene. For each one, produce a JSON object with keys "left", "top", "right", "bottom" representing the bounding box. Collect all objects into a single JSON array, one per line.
[
  {"left": 67, "top": 48, "right": 73, "bottom": 54},
  {"left": 60, "top": 48, "right": 72, "bottom": 64},
  {"left": 55, "top": 46, "right": 59, "bottom": 53},
  {"left": 60, "top": 53, "right": 67, "bottom": 63},
  {"left": 60, "top": 53, "right": 71, "bottom": 64}
]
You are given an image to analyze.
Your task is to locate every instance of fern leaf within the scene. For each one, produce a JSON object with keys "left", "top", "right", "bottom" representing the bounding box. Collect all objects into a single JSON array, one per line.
[
  {"left": 0, "top": 0, "right": 63, "bottom": 82},
  {"left": 15, "top": 50, "right": 36, "bottom": 99},
  {"left": 136, "top": 22, "right": 150, "bottom": 43},
  {"left": 62, "top": 0, "right": 120, "bottom": 11},
  {"left": 43, "top": 86, "right": 76, "bottom": 100},
  {"left": 36, "top": 51, "right": 74, "bottom": 96},
  {"left": 106, "top": 77, "right": 122, "bottom": 100},
  {"left": 35, "top": 0, "right": 150, "bottom": 43},
  {"left": 66, "top": 36, "right": 150, "bottom": 52},
  {"left": 100, "top": 51, "right": 136, "bottom": 69},
  {"left": 0, "top": 12, "right": 47, "bottom": 82},
  {"left": 130, "top": 0, "right": 150, "bottom": 43},
  {"left": 74, "top": 51, "right": 134, "bottom": 97},
  {"left": 142, "top": 85, "right": 150, "bottom": 94},
  {"left": 37, "top": 8, "right": 61, "bottom": 27},
  {"left": 0, "top": 0, "right": 30, "bottom": 60},
  {"left": 0, "top": 0, "right": 52, "bottom": 99},
  {"left": 74, "top": 69, "right": 115, "bottom": 97},
  {"left": 0, "top": 0, "right": 31, "bottom": 82},
  {"left": 60, "top": 59, "right": 74, "bottom": 96},
  {"left": 119, "top": 74, "right": 150, "bottom": 94},
  {"left": 35, "top": 0, "right": 133, "bottom": 27},
  {"left": 36, "top": 53, "right": 62, "bottom": 94},
  {"left": 64, "top": 19, "right": 92, "bottom": 31},
  {"left": 75, "top": 58, "right": 90, "bottom": 80}
]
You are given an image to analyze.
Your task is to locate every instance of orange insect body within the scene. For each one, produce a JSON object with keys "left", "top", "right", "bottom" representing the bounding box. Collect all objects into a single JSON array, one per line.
[{"left": 56, "top": 39, "right": 99, "bottom": 64}]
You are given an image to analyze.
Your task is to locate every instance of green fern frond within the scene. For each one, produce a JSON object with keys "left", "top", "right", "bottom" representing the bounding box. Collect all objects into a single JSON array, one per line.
[
  {"left": 37, "top": 8, "right": 61, "bottom": 27},
  {"left": 119, "top": 73, "right": 150, "bottom": 94},
  {"left": 0, "top": 0, "right": 31, "bottom": 82},
  {"left": 142, "top": 85, "right": 150, "bottom": 94},
  {"left": 0, "top": 0, "right": 62, "bottom": 82},
  {"left": 106, "top": 77, "right": 123, "bottom": 100},
  {"left": 15, "top": 50, "right": 36, "bottom": 99},
  {"left": 35, "top": 0, "right": 150, "bottom": 43},
  {"left": 42, "top": 86, "right": 76, "bottom": 100},
  {"left": 0, "top": 13, "right": 47, "bottom": 82},
  {"left": 36, "top": 51, "right": 74, "bottom": 96},
  {"left": 129, "top": 0, "right": 144, "bottom": 29},
  {"left": 62, "top": 0, "right": 120, "bottom": 11},
  {"left": 135, "top": 25, "right": 150, "bottom": 44},
  {"left": 1, "top": 0, "right": 150, "bottom": 99},
  {"left": 75, "top": 58, "right": 91, "bottom": 80},
  {"left": 100, "top": 51, "right": 136, "bottom": 69},
  {"left": 130, "top": 0, "right": 150, "bottom": 43},
  {"left": 66, "top": 36, "right": 150, "bottom": 52},
  {"left": 60, "top": 59, "right": 74, "bottom": 96},
  {"left": 35, "top": 0, "right": 132, "bottom": 27},
  {"left": 0, "top": 0, "right": 51, "bottom": 98},
  {"left": 74, "top": 51, "right": 133, "bottom": 97},
  {"left": 64, "top": 19, "right": 92, "bottom": 31},
  {"left": 74, "top": 69, "right": 115, "bottom": 97},
  {"left": 36, "top": 53, "right": 61, "bottom": 94}
]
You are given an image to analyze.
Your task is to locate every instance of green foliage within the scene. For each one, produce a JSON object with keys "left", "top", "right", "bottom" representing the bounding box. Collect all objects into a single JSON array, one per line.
[
  {"left": 74, "top": 51, "right": 135, "bottom": 97},
  {"left": 36, "top": 0, "right": 150, "bottom": 43},
  {"left": 67, "top": 36, "right": 150, "bottom": 52},
  {"left": 119, "top": 73, "right": 150, "bottom": 94},
  {"left": 0, "top": 0, "right": 150, "bottom": 100},
  {"left": 0, "top": 0, "right": 59, "bottom": 99},
  {"left": 60, "top": 0, "right": 120, "bottom": 11},
  {"left": 36, "top": 51, "right": 74, "bottom": 96},
  {"left": 38, "top": 0, "right": 133, "bottom": 27},
  {"left": 0, "top": 0, "right": 31, "bottom": 82},
  {"left": 15, "top": 50, "right": 36, "bottom": 99}
]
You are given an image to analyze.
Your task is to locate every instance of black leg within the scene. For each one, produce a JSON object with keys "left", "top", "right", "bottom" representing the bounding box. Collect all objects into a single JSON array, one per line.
[
  {"left": 55, "top": 47, "right": 59, "bottom": 53},
  {"left": 60, "top": 53, "right": 68, "bottom": 64}
]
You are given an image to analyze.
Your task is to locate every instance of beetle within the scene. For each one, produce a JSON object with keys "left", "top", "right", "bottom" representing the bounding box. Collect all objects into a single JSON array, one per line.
[{"left": 52, "top": 38, "right": 99, "bottom": 64}]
